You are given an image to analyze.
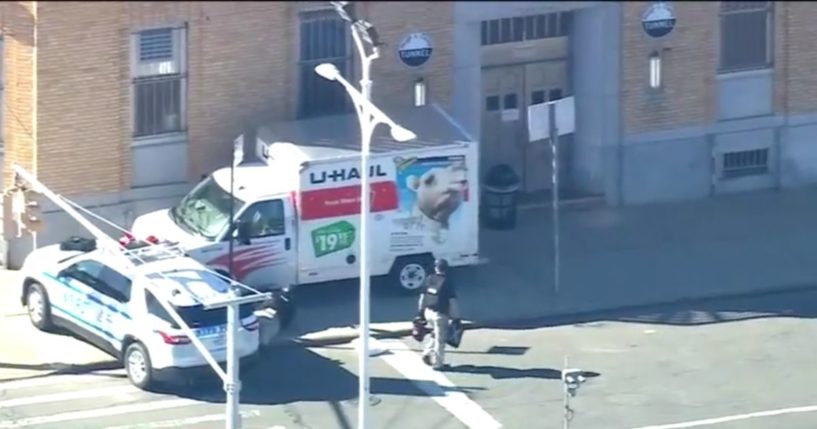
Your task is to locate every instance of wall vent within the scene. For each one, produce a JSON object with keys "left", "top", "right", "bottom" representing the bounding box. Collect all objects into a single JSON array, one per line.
[{"left": 721, "top": 148, "right": 769, "bottom": 179}]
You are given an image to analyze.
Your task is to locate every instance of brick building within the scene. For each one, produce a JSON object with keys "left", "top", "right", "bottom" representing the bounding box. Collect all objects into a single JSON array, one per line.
[{"left": 0, "top": 1, "right": 814, "bottom": 266}]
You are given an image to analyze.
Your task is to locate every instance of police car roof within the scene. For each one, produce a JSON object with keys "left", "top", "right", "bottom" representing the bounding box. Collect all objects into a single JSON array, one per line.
[{"left": 134, "top": 256, "right": 233, "bottom": 308}]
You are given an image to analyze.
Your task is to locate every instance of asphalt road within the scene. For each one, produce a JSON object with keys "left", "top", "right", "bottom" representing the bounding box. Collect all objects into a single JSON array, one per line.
[{"left": 4, "top": 288, "right": 817, "bottom": 429}]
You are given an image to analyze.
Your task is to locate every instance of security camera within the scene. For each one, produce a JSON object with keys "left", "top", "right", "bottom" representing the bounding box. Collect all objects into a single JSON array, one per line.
[{"left": 562, "top": 368, "right": 586, "bottom": 397}]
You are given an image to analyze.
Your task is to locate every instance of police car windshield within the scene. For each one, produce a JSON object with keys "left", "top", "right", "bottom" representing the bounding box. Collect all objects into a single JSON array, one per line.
[
  {"left": 170, "top": 175, "right": 244, "bottom": 241},
  {"left": 146, "top": 291, "right": 254, "bottom": 329}
]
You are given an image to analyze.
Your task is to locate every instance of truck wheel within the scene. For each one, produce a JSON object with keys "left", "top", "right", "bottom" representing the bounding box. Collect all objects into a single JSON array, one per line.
[
  {"left": 125, "top": 342, "right": 155, "bottom": 390},
  {"left": 26, "top": 283, "right": 54, "bottom": 331},
  {"left": 389, "top": 255, "right": 434, "bottom": 294}
]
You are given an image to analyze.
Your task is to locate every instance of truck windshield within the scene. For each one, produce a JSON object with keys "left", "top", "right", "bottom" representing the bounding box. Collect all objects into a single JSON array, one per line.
[{"left": 170, "top": 175, "right": 244, "bottom": 241}]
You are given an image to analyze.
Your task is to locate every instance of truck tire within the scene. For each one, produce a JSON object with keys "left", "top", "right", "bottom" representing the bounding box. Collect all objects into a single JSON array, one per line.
[{"left": 389, "top": 255, "right": 434, "bottom": 294}]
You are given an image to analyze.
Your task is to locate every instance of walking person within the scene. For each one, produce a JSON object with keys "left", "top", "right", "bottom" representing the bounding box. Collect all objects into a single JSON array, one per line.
[{"left": 418, "top": 258, "right": 460, "bottom": 370}]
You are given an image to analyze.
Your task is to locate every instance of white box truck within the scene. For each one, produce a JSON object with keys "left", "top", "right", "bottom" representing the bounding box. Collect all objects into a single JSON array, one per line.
[{"left": 131, "top": 139, "right": 481, "bottom": 293}]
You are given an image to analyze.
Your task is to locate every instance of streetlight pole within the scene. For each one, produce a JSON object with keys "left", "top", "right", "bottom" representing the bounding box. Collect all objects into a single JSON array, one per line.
[
  {"left": 351, "top": 21, "right": 379, "bottom": 429},
  {"left": 316, "top": 6, "right": 416, "bottom": 428}
]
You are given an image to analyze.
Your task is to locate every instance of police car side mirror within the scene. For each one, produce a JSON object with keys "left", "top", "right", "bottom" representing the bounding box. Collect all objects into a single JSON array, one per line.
[{"left": 234, "top": 220, "right": 252, "bottom": 245}]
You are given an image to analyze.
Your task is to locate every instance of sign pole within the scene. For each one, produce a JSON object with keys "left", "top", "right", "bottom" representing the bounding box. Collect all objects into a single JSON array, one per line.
[
  {"left": 549, "top": 103, "right": 560, "bottom": 297},
  {"left": 225, "top": 293, "right": 241, "bottom": 429},
  {"left": 226, "top": 135, "right": 244, "bottom": 429}
]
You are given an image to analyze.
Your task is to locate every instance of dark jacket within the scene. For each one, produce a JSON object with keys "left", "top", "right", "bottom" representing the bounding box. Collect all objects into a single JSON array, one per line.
[{"left": 419, "top": 273, "right": 457, "bottom": 316}]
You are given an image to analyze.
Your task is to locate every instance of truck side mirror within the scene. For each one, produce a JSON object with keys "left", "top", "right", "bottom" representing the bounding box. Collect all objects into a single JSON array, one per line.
[{"left": 234, "top": 220, "right": 252, "bottom": 245}]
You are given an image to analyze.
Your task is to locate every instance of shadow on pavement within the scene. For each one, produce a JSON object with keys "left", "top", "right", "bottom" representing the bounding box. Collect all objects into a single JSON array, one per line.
[
  {"left": 483, "top": 286, "right": 817, "bottom": 331},
  {"left": 0, "top": 360, "right": 124, "bottom": 382},
  {"left": 442, "top": 364, "right": 563, "bottom": 380},
  {"left": 163, "top": 342, "right": 483, "bottom": 406}
]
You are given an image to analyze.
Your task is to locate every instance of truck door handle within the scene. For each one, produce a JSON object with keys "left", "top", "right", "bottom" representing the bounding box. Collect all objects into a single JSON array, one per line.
[{"left": 285, "top": 238, "right": 291, "bottom": 250}]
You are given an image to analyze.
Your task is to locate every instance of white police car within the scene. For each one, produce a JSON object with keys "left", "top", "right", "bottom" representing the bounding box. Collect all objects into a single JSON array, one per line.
[{"left": 19, "top": 237, "right": 261, "bottom": 390}]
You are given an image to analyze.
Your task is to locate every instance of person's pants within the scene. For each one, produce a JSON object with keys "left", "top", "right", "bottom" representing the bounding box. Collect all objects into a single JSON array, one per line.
[{"left": 423, "top": 308, "right": 449, "bottom": 368}]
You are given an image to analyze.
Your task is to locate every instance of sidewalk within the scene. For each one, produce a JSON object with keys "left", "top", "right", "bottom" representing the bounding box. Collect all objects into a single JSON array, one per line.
[
  {"left": 462, "top": 186, "right": 817, "bottom": 322},
  {"left": 0, "top": 270, "right": 23, "bottom": 317}
]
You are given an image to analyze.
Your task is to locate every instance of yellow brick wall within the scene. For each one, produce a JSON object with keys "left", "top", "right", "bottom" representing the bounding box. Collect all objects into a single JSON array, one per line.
[
  {"left": 779, "top": 2, "right": 817, "bottom": 114},
  {"left": 365, "top": 1, "right": 454, "bottom": 110},
  {"left": 36, "top": 1, "right": 127, "bottom": 195},
  {"left": 2, "top": 1, "right": 456, "bottom": 197},
  {"left": 185, "top": 1, "right": 292, "bottom": 179},
  {"left": 621, "top": 1, "right": 717, "bottom": 134},
  {"left": 3, "top": 1, "right": 37, "bottom": 186}
]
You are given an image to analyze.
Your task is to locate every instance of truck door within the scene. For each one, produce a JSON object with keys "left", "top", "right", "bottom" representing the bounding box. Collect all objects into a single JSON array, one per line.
[{"left": 200, "top": 198, "right": 296, "bottom": 290}]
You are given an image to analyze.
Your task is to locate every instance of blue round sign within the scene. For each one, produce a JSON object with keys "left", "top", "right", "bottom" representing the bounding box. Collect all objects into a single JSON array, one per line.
[
  {"left": 398, "top": 33, "right": 433, "bottom": 67},
  {"left": 642, "top": 2, "right": 676, "bottom": 38}
]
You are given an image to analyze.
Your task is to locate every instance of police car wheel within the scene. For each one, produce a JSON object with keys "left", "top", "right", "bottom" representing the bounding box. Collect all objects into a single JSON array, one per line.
[
  {"left": 390, "top": 256, "right": 433, "bottom": 293},
  {"left": 125, "top": 342, "right": 154, "bottom": 390},
  {"left": 26, "top": 283, "right": 53, "bottom": 331}
]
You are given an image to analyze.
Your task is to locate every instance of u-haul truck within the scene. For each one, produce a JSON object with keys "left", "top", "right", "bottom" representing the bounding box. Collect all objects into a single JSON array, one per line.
[{"left": 131, "top": 140, "right": 481, "bottom": 293}]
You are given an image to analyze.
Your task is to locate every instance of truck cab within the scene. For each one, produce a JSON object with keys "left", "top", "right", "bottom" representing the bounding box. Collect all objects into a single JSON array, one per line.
[{"left": 132, "top": 164, "right": 298, "bottom": 292}]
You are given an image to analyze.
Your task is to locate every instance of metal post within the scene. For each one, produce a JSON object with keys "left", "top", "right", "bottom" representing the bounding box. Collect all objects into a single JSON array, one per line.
[
  {"left": 226, "top": 136, "right": 240, "bottom": 429},
  {"left": 225, "top": 286, "right": 241, "bottom": 429},
  {"left": 563, "top": 356, "right": 570, "bottom": 429},
  {"left": 357, "top": 38, "right": 373, "bottom": 429},
  {"left": 229, "top": 156, "right": 235, "bottom": 279},
  {"left": 549, "top": 103, "right": 560, "bottom": 296}
]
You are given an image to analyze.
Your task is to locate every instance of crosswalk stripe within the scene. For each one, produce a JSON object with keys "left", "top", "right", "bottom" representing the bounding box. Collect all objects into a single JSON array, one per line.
[
  {"left": 375, "top": 338, "right": 504, "bottom": 429},
  {"left": 0, "top": 384, "right": 139, "bottom": 408},
  {"left": 99, "top": 410, "right": 262, "bottom": 429},
  {"left": 0, "top": 398, "right": 198, "bottom": 429},
  {"left": 0, "top": 371, "right": 125, "bottom": 391}
]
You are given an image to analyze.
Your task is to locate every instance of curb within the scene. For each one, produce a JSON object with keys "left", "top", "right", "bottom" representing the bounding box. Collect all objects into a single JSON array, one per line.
[
  {"left": 291, "top": 282, "right": 817, "bottom": 348},
  {"left": 517, "top": 195, "right": 604, "bottom": 211}
]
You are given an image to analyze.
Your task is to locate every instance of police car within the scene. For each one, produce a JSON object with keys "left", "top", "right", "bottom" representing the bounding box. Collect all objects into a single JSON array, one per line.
[{"left": 19, "top": 237, "right": 261, "bottom": 390}]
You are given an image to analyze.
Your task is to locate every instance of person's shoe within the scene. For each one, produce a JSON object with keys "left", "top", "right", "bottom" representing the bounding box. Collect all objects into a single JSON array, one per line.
[
  {"left": 432, "top": 363, "right": 448, "bottom": 371},
  {"left": 422, "top": 354, "right": 432, "bottom": 366}
]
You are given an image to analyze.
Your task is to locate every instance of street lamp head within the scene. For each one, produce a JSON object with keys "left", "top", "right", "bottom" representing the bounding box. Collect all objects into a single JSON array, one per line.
[
  {"left": 314, "top": 63, "right": 340, "bottom": 81},
  {"left": 389, "top": 125, "right": 417, "bottom": 143},
  {"left": 330, "top": 1, "right": 355, "bottom": 23}
]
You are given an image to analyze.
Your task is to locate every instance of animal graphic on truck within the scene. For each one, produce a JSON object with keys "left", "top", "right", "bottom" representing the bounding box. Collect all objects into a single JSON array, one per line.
[{"left": 399, "top": 155, "right": 469, "bottom": 244}]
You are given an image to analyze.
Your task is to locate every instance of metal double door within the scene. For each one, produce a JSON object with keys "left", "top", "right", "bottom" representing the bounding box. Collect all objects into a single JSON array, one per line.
[{"left": 480, "top": 61, "right": 568, "bottom": 193}]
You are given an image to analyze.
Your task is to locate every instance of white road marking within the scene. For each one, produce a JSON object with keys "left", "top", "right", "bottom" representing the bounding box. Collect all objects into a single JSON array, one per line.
[
  {"left": 627, "top": 404, "right": 817, "bottom": 429},
  {"left": 0, "top": 371, "right": 124, "bottom": 391},
  {"left": 0, "top": 398, "right": 198, "bottom": 428},
  {"left": 0, "top": 384, "right": 138, "bottom": 408},
  {"left": 100, "top": 409, "right": 262, "bottom": 429},
  {"left": 375, "top": 339, "right": 503, "bottom": 429}
]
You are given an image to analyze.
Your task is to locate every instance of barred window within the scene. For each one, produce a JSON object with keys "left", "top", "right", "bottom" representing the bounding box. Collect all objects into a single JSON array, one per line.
[
  {"left": 481, "top": 12, "right": 572, "bottom": 46},
  {"left": 719, "top": 1, "right": 773, "bottom": 72},
  {"left": 298, "top": 9, "right": 353, "bottom": 119},
  {"left": 131, "top": 27, "right": 187, "bottom": 138}
]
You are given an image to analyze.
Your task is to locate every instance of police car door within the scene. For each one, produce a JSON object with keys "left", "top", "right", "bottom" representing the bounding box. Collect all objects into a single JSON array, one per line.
[
  {"left": 229, "top": 198, "right": 295, "bottom": 289},
  {"left": 57, "top": 260, "right": 131, "bottom": 351}
]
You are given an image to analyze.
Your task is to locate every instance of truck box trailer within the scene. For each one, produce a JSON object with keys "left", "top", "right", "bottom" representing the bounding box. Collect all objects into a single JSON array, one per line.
[{"left": 132, "top": 105, "right": 481, "bottom": 293}]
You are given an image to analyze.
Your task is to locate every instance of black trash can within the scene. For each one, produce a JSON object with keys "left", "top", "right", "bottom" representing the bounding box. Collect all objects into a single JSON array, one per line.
[{"left": 481, "top": 164, "right": 521, "bottom": 230}]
